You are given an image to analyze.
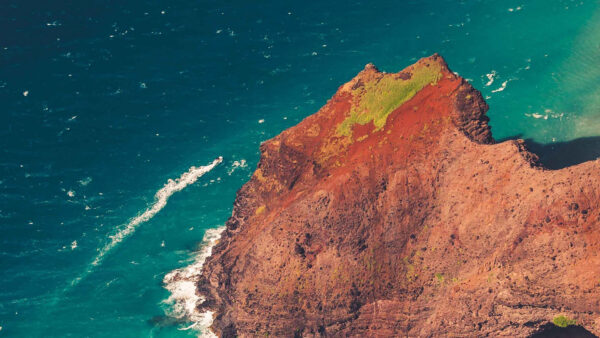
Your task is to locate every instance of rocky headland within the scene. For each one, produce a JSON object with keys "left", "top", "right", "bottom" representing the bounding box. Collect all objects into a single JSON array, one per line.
[{"left": 199, "top": 54, "right": 600, "bottom": 337}]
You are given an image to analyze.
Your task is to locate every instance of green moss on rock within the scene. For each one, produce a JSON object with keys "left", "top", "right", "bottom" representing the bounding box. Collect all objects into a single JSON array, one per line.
[
  {"left": 553, "top": 315, "right": 576, "bottom": 328},
  {"left": 337, "top": 62, "right": 443, "bottom": 137}
]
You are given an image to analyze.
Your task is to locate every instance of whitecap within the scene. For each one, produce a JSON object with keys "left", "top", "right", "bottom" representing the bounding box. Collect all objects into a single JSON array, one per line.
[
  {"left": 228, "top": 159, "right": 247, "bottom": 175},
  {"left": 491, "top": 80, "right": 508, "bottom": 93},
  {"left": 162, "top": 226, "right": 225, "bottom": 337},
  {"left": 485, "top": 71, "right": 496, "bottom": 86},
  {"left": 78, "top": 177, "right": 92, "bottom": 186}
]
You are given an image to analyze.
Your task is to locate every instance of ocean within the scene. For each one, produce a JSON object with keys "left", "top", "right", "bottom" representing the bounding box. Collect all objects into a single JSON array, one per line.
[{"left": 1, "top": 0, "right": 599, "bottom": 336}]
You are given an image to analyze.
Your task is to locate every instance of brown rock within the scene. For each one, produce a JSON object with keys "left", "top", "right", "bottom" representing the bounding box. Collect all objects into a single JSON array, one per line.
[{"left": 200, "top": 54, "right": 600, "bottom": 337}]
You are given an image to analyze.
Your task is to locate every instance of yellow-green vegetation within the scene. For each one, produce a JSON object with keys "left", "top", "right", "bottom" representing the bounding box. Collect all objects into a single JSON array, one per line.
[
  {"left": 255, "top": 205, "right": 266, "bottom": 215},
  {"left": 403, "top": 254, "right": 419, "bottom": 281},
  {"left": 356, "top": 134, "right": 368, "bottom": 142},
  {"left": 253, "top": 169, "right": 266, "bottom": 182},
  {"left": 314, "top": 134, "right": 351, "bottom": 166},
  {"left": 337, "top": 62, "right": 443, "bottom": 137},
  {"left": 434, "top": 273, "right": 445, "bottom": 284},
  {"left": 406, "top": 263, "right": 418, "bottom": 282},
  {"left": 553, "top": 315, "right": 576, "bottom": 328},
  {"left": 363, "top": 253, "right": 377, "bottom": 273}
]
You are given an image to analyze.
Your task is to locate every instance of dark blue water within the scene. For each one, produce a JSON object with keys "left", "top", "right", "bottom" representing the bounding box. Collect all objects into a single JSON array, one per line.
[{"left": 1, "top": 0, "right": 599, "bottom": 336}]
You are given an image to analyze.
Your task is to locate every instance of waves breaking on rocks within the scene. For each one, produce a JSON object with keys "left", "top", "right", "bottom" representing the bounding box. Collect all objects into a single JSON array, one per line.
[{"left": 163, "top": 226, "right": 226, "bottom": 336}]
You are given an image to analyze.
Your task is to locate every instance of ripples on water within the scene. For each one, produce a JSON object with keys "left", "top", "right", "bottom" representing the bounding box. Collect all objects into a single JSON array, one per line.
[{"left": 1, "top": 0, "right": 600, "bottom": 336}]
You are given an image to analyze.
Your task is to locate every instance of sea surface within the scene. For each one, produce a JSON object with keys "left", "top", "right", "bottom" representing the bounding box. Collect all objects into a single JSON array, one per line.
[{"left": 1, "top": 0, "right": 600, "bottom": 336}]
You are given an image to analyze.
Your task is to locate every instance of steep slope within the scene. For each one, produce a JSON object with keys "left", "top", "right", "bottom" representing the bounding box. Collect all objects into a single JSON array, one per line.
[{"left": 200, "top": 54, "right": 600, "bottom": 337}]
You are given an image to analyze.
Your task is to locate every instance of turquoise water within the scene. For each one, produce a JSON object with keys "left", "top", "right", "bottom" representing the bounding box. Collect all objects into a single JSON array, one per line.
[{"left": 1, "top": 0, "right": 599, "bottom": 336}]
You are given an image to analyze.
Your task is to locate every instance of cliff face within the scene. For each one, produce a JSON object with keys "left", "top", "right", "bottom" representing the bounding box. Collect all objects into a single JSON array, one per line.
[{"left": 200, "top": 54, "right": 600, "bottom": 337}]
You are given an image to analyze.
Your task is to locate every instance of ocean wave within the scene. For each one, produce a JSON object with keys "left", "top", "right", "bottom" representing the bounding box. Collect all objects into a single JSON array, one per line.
[
  {"left": 485, "top": 70, "right": 496, "bottom": 86},
  {"left": 69, "top": 157, "right": 222, "bottom": 288},
  {"left": 525, "top": 109, "right": 565, "bottom": 120},
  {"left": 162, "top": 226, "right": 225, "bottom": 337},
  {"left": 227, "top": 159, "right": 248, "bottom": 175},
  {"left": 491, "top": 80, "right": 508, "bottom": 93}
]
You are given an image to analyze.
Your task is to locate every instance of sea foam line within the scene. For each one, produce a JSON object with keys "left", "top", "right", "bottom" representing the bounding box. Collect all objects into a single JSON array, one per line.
[
  {"left": 163, "top": 226, "right": 225, "bottom": 337},
  {"left": 70, "top": 157, "right": 223, "bottom": 288}
]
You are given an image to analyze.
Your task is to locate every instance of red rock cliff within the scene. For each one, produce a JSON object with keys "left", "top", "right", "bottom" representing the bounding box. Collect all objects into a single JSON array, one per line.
[{"left": 200, "top": 54, "right": 600, "bottom": 337}]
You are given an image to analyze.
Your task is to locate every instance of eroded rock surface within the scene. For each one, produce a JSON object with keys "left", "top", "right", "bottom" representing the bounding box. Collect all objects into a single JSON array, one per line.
[{"left": 200, "top": 54, "right": 600, "bottom": 337}]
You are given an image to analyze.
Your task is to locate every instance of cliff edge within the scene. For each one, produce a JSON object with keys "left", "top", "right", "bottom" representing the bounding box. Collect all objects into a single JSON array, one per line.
[{"left": 200, "top": 54, "right": 600, "bottom": 337}]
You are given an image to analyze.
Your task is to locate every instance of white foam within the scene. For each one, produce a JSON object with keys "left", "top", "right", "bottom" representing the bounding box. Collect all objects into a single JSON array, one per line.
[
  {"left": 227, "top": 159, "right": 247, "bottom": 175},
  {"left": 64, "top": 157, "right": 222, "bottom": 293},
  {"left": 79, "top": 177, "right": 92, "bottom": 186},
  {"left": 163, "top": 226, "right": 225, "bottom": 337},
  {"left": 526, "top": 109, "right": 564, "bottom": 121},
  {"left": 491, "top": 80, "right": 508, "bottom": 93},
  {"left": 485, "top": 70, "right": 496, "bottom": 86},
  {"left": 91, "top": 157, "right": 223, "bottom": 267}
]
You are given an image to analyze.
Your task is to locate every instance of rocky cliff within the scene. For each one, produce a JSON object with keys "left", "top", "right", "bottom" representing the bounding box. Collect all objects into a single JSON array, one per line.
[{"left": 199, "top": 54, "right": 600, "bottom": 337}]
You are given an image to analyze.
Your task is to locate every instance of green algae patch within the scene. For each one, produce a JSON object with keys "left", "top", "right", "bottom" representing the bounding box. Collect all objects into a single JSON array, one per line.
[
  {"left": 337, "top": 62, "right": 443, "bottom": 137},
  {"left": 553, "top": 315, "right": 576, "bottom": 328}
]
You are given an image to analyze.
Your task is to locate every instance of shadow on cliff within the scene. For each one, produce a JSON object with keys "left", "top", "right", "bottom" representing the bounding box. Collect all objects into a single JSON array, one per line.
[
  {"left": 497, "top": 135, "right": 600, "bottom": 170},
  {"left": 529, "top": 323, "right": 597, "bottom": 338}
]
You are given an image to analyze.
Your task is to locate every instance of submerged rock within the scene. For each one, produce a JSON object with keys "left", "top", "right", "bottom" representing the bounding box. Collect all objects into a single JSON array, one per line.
[{"left": 200, "top": 54, "right": 600, "bottom": 337}]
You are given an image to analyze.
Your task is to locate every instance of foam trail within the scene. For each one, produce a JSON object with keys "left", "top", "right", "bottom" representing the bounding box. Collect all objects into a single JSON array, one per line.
[
  {"left": 491, "top": 80, "right": 508, "bottom": 93},
  {"left": 71, "top": 157, "right": 223, "bottom": 287},
  {"left": 163, "top": 226, "right": 225, "bottom": 337}
]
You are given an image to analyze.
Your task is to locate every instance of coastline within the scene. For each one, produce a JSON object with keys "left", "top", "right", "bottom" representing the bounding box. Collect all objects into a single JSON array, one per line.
[{"left": 163, "top": 226, "right": 225, "bottom": 337}]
